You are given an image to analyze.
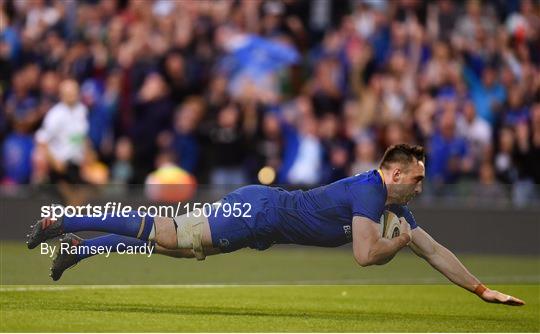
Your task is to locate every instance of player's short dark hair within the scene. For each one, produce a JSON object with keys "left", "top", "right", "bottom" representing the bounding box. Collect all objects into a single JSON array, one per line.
[{"left": 379, "top": 144, "right": 425, "bottom": 169}]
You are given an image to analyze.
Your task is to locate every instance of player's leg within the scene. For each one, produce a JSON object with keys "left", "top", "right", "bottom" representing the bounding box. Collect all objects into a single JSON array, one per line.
[
  {"left": 50, "top": 233, "right": 154, "bottom": 280},
  {"left": 40, "top": 208, "right": 218, "bottom": 272},
  {"left": 28, "top": 206, "right": 219, "bottom": 255},
  {"left": 166, "top": 210, "right": 221, "bottom": 260},
  {"left": 157, "top": 202, "right": 256, "bottom": 260},
  {"left": 50, "top": 228, "right": 219, "bottom": 281},
  {"left": 50, "top": 233, "right": 201, "bottom": 280},
  {"left": 28, "top": 210, "right": 164, "bottom": 249},
  {"left": 30, "top": 200, "right": 251, "bottom": 263}
]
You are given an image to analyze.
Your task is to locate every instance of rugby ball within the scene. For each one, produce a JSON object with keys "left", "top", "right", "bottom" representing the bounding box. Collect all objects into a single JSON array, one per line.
[{"left": 379, "top": 210, "right": 401, "bottom": 239}]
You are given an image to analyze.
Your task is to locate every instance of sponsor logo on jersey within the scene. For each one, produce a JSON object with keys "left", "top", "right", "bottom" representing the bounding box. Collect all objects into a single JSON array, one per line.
[{"left": 343, "top": 225, "right": 352, "bottom": 241}]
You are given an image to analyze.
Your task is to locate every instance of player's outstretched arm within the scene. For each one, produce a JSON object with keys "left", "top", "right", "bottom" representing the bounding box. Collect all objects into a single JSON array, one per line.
[
  {"left": 351, "top": 216, "right": 411, "bottom": 267},
  {"left": 409, "top": 227, "right": 525, "bottom": 306}
]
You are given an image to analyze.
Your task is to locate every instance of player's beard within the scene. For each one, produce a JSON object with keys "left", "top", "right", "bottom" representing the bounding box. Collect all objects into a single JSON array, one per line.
[
  {"left": 404, "top": 191, "right": 417, "bottom": 203},
  {"left": 400, "top": 188, "right": 417, "bottom": 204}
]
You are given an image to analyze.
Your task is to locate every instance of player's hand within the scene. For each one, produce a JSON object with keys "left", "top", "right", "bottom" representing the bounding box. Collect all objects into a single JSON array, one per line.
[
  {"left": 480, "top": 288, "right": 525, "bottom": 306},
  {"left": 399, "top": 217, "right": 412, "bottom": 245}
]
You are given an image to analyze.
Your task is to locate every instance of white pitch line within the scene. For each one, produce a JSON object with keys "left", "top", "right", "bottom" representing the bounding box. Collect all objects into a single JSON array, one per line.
[{"left": 0, "top": 285, "right": 239, "bottom": 292}]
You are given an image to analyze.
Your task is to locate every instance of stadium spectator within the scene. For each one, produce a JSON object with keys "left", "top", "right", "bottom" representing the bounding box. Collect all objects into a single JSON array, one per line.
[
  {"left": 454, "top": 0, "right": 497, "bottom": 46},
  {"left": 278, "top": 97, "right": 323, "bottom": 185},
  {"left": 0, "top": 0, "right": 539, "bottom": 206},
  {"left": 494, "top": 126, "right": 517, "bottom": 184},
  {"left": 2, "top": 131, "right": 33, "bottom": 184},
  {"left": 456, "top": 100, "right": 492, "bottom": 168},
  {"left": 110, "top": 136, "right": 134, "bottom": 185},
  {"left": 251, "top": 112, "right": 283, "bottom": 183},
  {"left": 351, "top": 136, "right": 378, "bottom": 175},
  {"left": 160, "top": 51, "right": 194, "bottom": 106},
  {"left": 203, "top": 103, "right": 247, "bottom": 185},
  {"left": 318, "top": 113, "right": 342, "bottom": 153},
  {"left": 35, "top": 79, "right": 89, "bottom": 184},
  {"left": 323, "top": 143, "right": 350, "bottom": 183},
  {"left": 82, "top": 79, "right": 107, "bottom": 154},
  {"left": 383, "top": 121, "right": 408, "bottom": 148},
  {"left": 131, "top": 72, "right": 174, "bottom": 183},
  {"left": 512, "top": 104, "right": 540, "bottom": 205},
  {"left": 462, "top": 63, "right": 506, "bottom": 126},
  {"left": 2, "top": 67, "right": 41, "bottom": 183},
  {"left": 168, "top": 98, "right": 203, "bottom": 174},
  {"left": 426, "top": 0, "right": 459, "bottom": 42},
  {"left": 470, "top": 161, "right": 508, "bottom": 205},
  {"left": 427, "top": 108, "right": 472, "bottom": 184}
]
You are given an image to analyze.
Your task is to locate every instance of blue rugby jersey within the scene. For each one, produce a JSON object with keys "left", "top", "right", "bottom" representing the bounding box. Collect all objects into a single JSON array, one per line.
[
  {"left": 269, "top": 169, "right": 387, "bottom": 247},
  {"left": 208, "top": 169, "right": 418, "bottom": 251}
]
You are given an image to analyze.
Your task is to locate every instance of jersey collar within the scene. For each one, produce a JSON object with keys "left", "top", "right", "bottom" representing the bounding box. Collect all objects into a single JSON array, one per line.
[{"left": 377, "top": 169, "right": 387, "bottom": 188}]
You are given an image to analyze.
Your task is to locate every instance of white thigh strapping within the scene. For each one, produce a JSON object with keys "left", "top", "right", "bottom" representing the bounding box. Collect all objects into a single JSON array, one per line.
[{"left": 173, "top": 209, "right": 208, "bottom": 261}]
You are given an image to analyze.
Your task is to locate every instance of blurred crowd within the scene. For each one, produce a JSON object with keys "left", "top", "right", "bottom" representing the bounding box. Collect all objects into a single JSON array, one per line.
[{"left": 1, "top": 0, "right": 540, "bottom": 204}]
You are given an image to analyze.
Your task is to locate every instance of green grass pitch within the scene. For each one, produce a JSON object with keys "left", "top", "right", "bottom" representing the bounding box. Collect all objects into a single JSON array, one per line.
[{"left": 1, "top": 242, "right": 539, "bottom": 332}]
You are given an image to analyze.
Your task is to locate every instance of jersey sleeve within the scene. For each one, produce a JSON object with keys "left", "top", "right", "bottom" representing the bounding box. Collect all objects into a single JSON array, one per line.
[
  {"left": 385, "top": 204, "right": 419, "bottom": 229},
  {"left": 35, "top": 106, "right": 60, "bottom": 144},
  {"left": 349, "top": 179, "right": 386, "bottom": 223}
]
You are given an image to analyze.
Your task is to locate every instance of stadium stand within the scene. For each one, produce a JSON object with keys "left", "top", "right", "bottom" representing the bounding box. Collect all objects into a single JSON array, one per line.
[{"left": 1, "top": 0, "right": 539, "bottom": 206}]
